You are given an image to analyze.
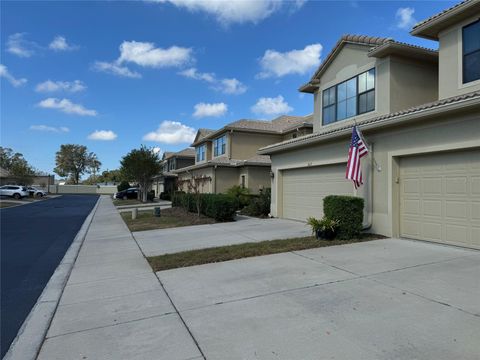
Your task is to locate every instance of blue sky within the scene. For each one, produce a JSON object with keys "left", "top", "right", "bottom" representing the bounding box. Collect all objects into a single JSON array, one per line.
[{"left": 1, "top": 0, "right": 454, "bottom": 175}]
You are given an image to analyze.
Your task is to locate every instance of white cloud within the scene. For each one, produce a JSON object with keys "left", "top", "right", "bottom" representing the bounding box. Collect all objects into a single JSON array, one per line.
[
  {"left": 93, "top": 41, "right": 192, "bottom": 78},
  {"left": 179, "top": 67, "right": 215, "bottom": 82},
  {"left": 216, "top": 78, "right": 247, "bottom": 95},
  {"left": 153, "top": 0, "right": 303, "bottom": 25},
  {"left": 6, "top": 33, "right": 36, "bottom": 58},
  {"left": 118, "top": 41, "right": 193, "bottom": 68},
  {"left": 37, "top": 98, "right": 97, "bottom": 116},
  {"left": 29, "top": 125, "right": 69, "bottom": 133},
  {"left": 88, "top": 130, "right": 117, "bottom": 141},
  {"left": 152, "top": 147, "right": 163, "bottom": 155},
  {"left": 143, "top": 120, "right": 196, "bottom": 144},
  {"left": 35, "top": 80, "right": 86, "bottom": 93},
  {"left": 257, "top": 43, "right": 322, "bottom": 78},
  {"left": 251, "top": 95, "right": 293, "bottom": 116},
  {"left": 396, "top": 7, "right": 416, "bottom": 30},
  {"left": 179, "top": 67, "right": 247, "bottom": 95},
  {"left": 49, "top": 36, "right": 78, "bottom": 51},
  {"left": 0, "top": 64, "right": 27, "bottom": 87},
  {"left": 92, "top": 61, "right": 142, "bottom": 79},
  {"left": 193, "top": 102, "right": 228, "bottom": 118}
]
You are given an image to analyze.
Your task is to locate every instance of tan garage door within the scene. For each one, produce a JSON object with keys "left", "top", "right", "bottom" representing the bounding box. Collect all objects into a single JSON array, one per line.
[
  {"left": 282, "top": 164, "right": 353, "bottom": 221},
  {"left": 400, "top": 149, "right": 480, "bottom": 249}
]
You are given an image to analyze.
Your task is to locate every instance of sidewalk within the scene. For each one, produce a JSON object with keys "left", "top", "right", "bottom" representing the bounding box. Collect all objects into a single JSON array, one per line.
[{"left": 36, "top": 195, "right": 202, "bottom": 360}]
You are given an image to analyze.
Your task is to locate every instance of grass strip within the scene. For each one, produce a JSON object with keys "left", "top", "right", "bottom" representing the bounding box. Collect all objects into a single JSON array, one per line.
[
  {"left": 121, "top": 207, "right": 216, "bottom": 232},
  {"left": 147, "top": 234, "right": 384, "bottom": 272}
]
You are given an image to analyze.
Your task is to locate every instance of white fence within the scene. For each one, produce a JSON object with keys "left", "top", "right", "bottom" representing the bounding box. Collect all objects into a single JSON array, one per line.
[{"left": 48, "top": 185, "right": 117, "bottom": 195}]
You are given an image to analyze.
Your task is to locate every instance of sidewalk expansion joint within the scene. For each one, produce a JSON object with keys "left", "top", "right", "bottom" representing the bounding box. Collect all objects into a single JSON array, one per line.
[
  {"left": 178, "top": 276, "right": 363, "bottom": 314},
  {"left": 45, "top": 311, "right": 177, "bottom": 340},
  {"left": 368, "top": 277, "right": 480, "bottom": 318},
  {"left": 130, "top": 232, "right": 207, "bottom": 360}
]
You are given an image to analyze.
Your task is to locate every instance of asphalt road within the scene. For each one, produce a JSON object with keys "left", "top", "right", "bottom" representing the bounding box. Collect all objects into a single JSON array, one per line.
[{"left": 0, "top": 195, "right": 99, "bottom": 358}]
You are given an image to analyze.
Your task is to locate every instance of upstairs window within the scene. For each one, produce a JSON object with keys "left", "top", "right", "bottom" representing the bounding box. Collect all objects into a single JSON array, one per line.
[
  {"left": 169, "top": 158, "right": 176, "bottom": 171},
  {"left": 463, "top": 20, "right": 480, "bottom": 84},
  {"left": 196, "top": 144, "right": 206, "bottom": 162},
  {"left": 213, "top": 135, "right": 226, "bottom": 157},
  {"left": 322, "top": 68, "right": 375, "bottom": 125}
]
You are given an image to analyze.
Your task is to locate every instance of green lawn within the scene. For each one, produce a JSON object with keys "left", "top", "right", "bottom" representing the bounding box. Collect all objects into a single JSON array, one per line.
[
  {"left": 147, "top": 233, "right": 384, "bottom": 272},
  {"left": 121, "top": 206, "right": 216, "bottom": 232}
]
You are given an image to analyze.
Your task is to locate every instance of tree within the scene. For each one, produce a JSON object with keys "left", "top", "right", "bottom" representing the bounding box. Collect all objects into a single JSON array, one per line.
[
  {"left": 83, "top": 169, "right": 125, "bottom": 185},
  {"left": 120, "top": 146, "right": 162, "bottom": 202},
  {"left": 54, "top": 144, "right": 101, "bottom": 184},
  {"left": 88, "top": 153, "right": 101, "bottom": 183},
  {"left": 0, "top": 147, "right": 36, "bottom": 185},
  {"left": 185, "top": 175, "right": 210, "bottom": 216}
]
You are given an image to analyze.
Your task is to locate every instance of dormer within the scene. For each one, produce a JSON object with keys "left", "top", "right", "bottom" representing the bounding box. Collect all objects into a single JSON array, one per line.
[
  {"left": 411, "top": 0, "right": 480, "bottom": 99},
  {"left": 191, "top": 128, "right": 214, "bottom": 164},
  {"left": 300, "top": 35, "right": 438, "bottom": 132}
]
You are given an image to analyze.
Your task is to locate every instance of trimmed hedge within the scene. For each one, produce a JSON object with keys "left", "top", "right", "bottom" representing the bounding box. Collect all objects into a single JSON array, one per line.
[
  {"left": 242, "top": 188, "right": 271, "bottom": 217},
  {"left": 159, "top": 192, "right": 171, "bottom": 201},
  {"left": 323, "top": 195, "right": 364, "bottom": 239},
  {"left": 173, "top": 192, "right": 236, "bottom": 221}
]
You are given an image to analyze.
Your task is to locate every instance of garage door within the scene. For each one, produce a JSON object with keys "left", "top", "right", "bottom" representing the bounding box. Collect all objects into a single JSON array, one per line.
[
  {"left": 282, "top": 164, "right": 353, "bottom": 221},
  {"left": 400, "top": 149, "right": 480, "bottom": 248}
]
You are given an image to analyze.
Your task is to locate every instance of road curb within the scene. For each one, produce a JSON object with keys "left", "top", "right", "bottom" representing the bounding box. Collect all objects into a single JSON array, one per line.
[{"left": 3, "top": 196, "right": 101, "bottom": 360}]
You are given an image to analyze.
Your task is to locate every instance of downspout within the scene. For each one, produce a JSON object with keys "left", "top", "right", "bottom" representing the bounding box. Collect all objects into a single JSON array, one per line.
[
  {"left": 363, "top": 143, "right": 374, "bottom": 230},
  {"left": 229, "top": 130, "right": 233, "bottom": 160},
  {"left": 213, "top": 165, "right": 217, "bottom": 193}
]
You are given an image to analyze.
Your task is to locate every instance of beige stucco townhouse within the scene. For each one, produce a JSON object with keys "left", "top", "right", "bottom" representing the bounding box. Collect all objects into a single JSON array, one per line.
[
  {"left": 174, "top": 115, "right": 313, "bottom": 194},
  {"left": 152, "top": 148, "right": 195, "bottom": 196},
  {"left": 258, "top": 0, "right": 480, "bottom": 249}
]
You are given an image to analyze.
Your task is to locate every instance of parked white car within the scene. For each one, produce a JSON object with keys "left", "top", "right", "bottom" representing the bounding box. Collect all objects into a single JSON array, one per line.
[
  {"left": 27, "top": 186, "right": 47, "bottom": 197},
  {"left": 0, "top": 185, "right": 29, "bottom": 199}
]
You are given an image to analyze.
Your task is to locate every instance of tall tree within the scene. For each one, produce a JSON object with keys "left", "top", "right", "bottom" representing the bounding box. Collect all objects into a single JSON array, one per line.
[
  {"left": 83, "top": 169, "right": 124, "bottom": 185},
  {"left": 0, "top": 147, "right": 36, "bottom": 185},
  {"left": 87, "top": 153, "right": 101, "bottom": 183},
  {"left": 120, "top": 146, "right": 162, "bottom": 202},
  {"left": 54, "top": 144, "right": 101, "bottom": 184}
]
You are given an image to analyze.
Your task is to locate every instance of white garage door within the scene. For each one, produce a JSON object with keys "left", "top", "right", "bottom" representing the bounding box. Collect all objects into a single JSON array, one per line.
[
  {"left": 282, "top": 164, "right": 353, "bottom": 222},
  {"left": 400, "top": 149, "right": 480, "bottom": 249}
]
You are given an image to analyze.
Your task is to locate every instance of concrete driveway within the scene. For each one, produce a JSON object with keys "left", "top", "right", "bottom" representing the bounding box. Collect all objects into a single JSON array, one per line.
[
  {"left": 134, "top": 216, "right": 311, "bottom": 256},
  {"left": 157, "top": 239, "right": 480, "bottom": 360}
]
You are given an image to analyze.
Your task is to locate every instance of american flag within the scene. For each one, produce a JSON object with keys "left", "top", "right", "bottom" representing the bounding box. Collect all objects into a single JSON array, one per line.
[{"left": 346, "top": 126, "right": 369, "bottom": 188}]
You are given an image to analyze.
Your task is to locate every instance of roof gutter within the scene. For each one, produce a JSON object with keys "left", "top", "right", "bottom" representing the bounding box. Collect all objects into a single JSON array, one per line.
[{"left": 258, "top": 95, "right": 480, "bottom": 155}]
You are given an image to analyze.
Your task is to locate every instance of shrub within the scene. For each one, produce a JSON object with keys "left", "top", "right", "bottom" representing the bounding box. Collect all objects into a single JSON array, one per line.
[
  {"left": 226, "top": 185, "right": 250, "bottom": 209},
  {"left": 173, "top": 192, "right": 236, "bottom": 221},
  {"left": 117, "top": 180, "right": 131, "bottom": 192},
  {"left": 323, "top": 195, "right": 364, "bottom": 239},
  {"left": 203, "top": 194, "right": 237, "bottom": 221},
  {"left": 159, "top": 192, "right": 171, "bottom": 201},
  {"left": 242, "top": 188, "right": 271, "bottom": 217}
]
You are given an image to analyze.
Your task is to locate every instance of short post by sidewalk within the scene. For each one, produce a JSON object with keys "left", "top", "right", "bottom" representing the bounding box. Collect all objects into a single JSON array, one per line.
[
  {"left": 132, "top": 208, "right": 138, "bottom": 220},
  {"left": 154, "top": 207, "right": 161, "bottom": 217}
]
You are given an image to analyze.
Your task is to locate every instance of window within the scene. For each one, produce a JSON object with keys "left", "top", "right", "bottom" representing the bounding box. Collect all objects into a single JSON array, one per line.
[
  {"left": 213, "top": 135, "right": 226, "bottom": 157},
  {"left": 463, "top": 20, "right": 480, "bottom": 84},
  {"left": 196, "top": 144, "right": 206, "bottom": 162},
  {"left": 169, "top": 158, "right": 176, "bottom": 171},
  {"left": 322, "top": 68, "right": 375, "bottom": 125},
  {"left": 241, "top": 175, "right": 246, "bottom": 189}
]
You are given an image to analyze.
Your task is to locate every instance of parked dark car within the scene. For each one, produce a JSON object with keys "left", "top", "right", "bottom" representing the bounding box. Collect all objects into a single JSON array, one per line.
[{"left": 114, "top": 187, "right": 139, "bottom": 200}]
